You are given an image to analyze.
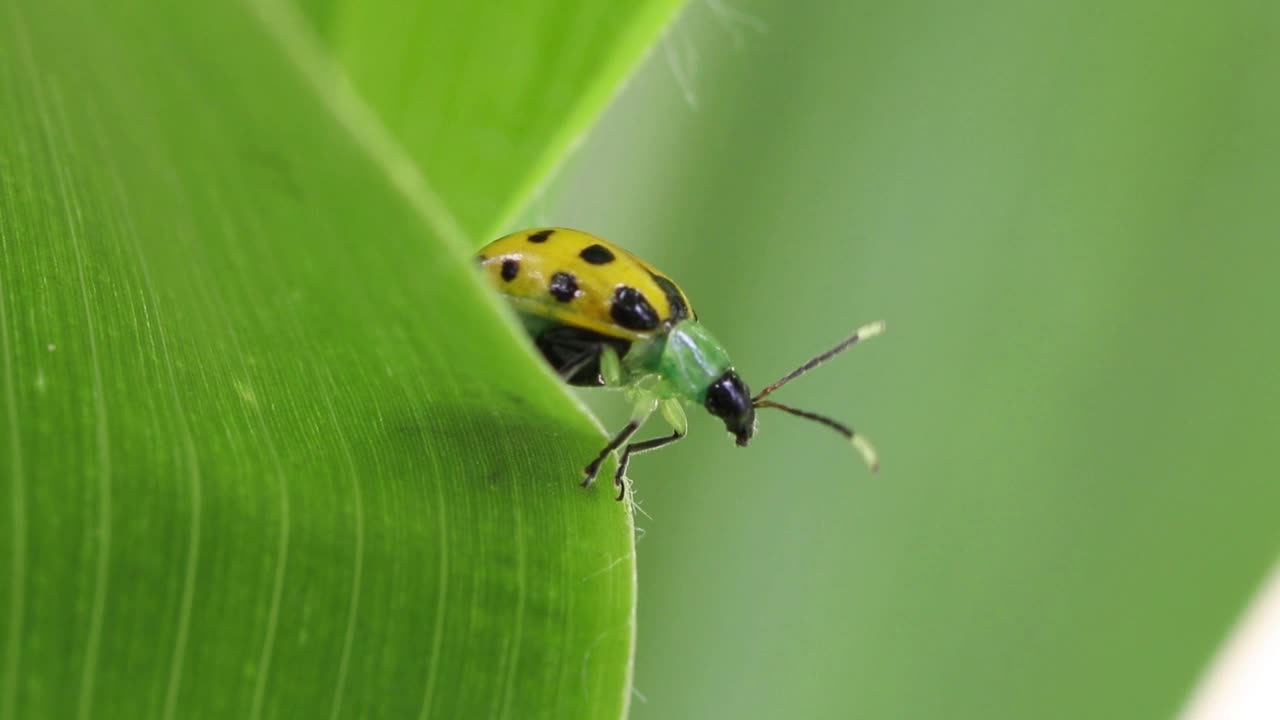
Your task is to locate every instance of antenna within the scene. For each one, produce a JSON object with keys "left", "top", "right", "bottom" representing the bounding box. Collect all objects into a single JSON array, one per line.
[{"left": 751, "top": 320, "right": 885, "bottom": 471}]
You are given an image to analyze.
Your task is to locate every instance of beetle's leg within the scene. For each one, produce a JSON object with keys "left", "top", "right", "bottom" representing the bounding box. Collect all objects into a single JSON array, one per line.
[
  {"left": 599, "top": 345, "right": 623, "bottom": 387},
  {"left": 582, "top": 396, "right": 655, "bottom": 489},
  {"left": 659, "top": 398, "right": 688, "bottom": 437},
  {"left": 556, "top": 345, "right": 602, "bottom": 383},
  {"left": 613, "top": 429, "right": 686, "bottom": 501},
  {"left": 582, "top": 422, "right": 641, "bottom": 489}
]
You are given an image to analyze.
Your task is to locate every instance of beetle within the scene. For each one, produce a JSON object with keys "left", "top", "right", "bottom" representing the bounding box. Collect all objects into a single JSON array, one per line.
[{"left": 476, "top": 227, "right": 883, "bottom": 500}]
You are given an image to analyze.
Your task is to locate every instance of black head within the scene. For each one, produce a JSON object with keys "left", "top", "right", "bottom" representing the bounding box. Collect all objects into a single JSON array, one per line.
[{"left": 704, "top": 370, "right": 756, "bottom": 446}]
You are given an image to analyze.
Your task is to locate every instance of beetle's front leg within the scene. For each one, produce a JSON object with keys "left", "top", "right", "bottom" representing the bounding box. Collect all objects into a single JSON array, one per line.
[{"left": 582, "top": 395, "right": 657, "bottom": 489}]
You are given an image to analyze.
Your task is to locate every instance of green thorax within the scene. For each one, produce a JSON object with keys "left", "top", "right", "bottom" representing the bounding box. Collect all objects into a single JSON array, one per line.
[{"left": 623, "top": 320, "right": 733, "bottom": 403}]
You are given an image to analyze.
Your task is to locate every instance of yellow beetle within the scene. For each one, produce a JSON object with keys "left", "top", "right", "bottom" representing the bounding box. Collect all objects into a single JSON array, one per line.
[{"left": 477, "top": 227, "right": 884, "bottom": 500}]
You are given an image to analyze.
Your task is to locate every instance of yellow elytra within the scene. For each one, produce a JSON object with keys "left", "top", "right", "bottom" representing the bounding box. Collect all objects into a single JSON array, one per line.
[{"left": 476, "top": 227, "right": 694, "bottom": 343}]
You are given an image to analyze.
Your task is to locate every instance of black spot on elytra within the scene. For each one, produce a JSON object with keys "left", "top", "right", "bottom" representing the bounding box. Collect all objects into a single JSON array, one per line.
[
  {"left": 527, "top": 229, "right": 554, "bottom": 243},
  {"left": 579, "top": 244, "right": 615, "bottom": 265},
  {"left": 610, "top": 286, "right": 660, "bottom": 331},
  {"left": 648, "top": 272, "right": 689, "bottom": 322},
  {"left": 500, "top": 259, "right": 519, "bottom": 282},
  {"left": 549, "top": 272, "right": 579, "bottom": 302}
]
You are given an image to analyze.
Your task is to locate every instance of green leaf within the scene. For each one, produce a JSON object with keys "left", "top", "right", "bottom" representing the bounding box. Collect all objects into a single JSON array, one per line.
[
  {"left": 0, "top": 0, "right": 670, "bottom": 717},
  {"left": 298, "top": 0, "right": 687, "bottom": 239}
]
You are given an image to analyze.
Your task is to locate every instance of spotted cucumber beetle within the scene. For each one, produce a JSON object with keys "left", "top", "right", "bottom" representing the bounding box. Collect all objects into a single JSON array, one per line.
[{"left": 477, "top": 227, "right": 884, "bottom": 500}]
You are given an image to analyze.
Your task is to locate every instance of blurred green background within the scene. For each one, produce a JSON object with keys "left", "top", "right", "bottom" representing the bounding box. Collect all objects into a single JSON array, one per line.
[{"left": 534, "top": 0, "right": 1280, "bottom": 717}]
